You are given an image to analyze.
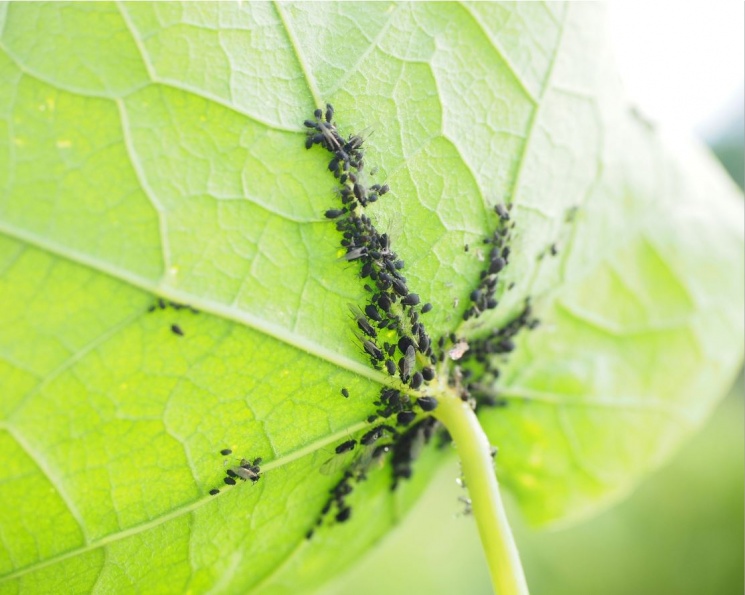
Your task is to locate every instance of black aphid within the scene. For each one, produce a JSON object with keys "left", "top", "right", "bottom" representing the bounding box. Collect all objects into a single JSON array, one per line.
[
  {"left": 421, "top": 303, "right": 433, "bottom": 314},
  {"left": 416, "top": 396, "right": 438, "bottom": 411},
  {"left": 361, "top": 427, "right": 383, "bottom": 445},
  {"left": 397, "top": 411, "right": 416, "bottom": 426},
  {"left": 209, "top": 488, "right": 220, "bottom": 496},
  {"left": 385, "top": 359, "right": 396, "bottom": 375},
  {"left": 391, "top": 278, "right": 408, "bottom": 297},
  {"left": 402, "top": 293, "right": 420, "bottom": 306},
  {"left": 220, "top": 448, "right": 232, "bottom": 456},
  {"left": 335, "top": 439, "right": 357, "bottom": 454},
  {"left": 365, "top": 304, "right": 382, "bottom": 323},
  {"left": 325, "top": 208, "right": 346, "bottom": 219},
  {"left": 224, "top": 477, "right": 236, "bottom": 486},
  {"left": 325, "top": 103, "right": 334, "bottom": 123},
  {"left": 341, "top": 388, "right": 350, "bottom": 398},
  {"left": 409, "top": 371, "right": 423, "bottom": 389},
  {"left": 336, "top": 507, "right": 352, "bottom": 523},
  {"left": 171, "top": 324, "right": 184, "bottom": 336},
  {"left": 398, "top": 336, "right": 416, "bottom": 354},
  {"left": 421, "top": 367, "right": 435, "bottom": 381}
]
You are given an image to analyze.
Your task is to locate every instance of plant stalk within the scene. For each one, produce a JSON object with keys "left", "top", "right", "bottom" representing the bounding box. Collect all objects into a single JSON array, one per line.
[{"left": 434, "top": 394, "right": 529, "bottom": 595}]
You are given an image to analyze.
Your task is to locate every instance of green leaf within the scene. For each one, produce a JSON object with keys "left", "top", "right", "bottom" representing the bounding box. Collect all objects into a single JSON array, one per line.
[{"left": 0, "top": 2, "right": 741, "bottom": 592}]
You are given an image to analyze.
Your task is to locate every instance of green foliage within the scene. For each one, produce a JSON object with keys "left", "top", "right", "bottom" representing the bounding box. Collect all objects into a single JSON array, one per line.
[{"left": 0, "top": 2, "right": 741, "bottom": 592}]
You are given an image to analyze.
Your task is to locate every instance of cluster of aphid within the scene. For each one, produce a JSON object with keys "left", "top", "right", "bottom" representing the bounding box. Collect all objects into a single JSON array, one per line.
[
  {"left": 208, "top": 448, "right": 262, "bottom": 496},
  {"left": 462, "top": 204, "right": 515, "bottom": 322},
  {"left": 305, "top": 104, "right": 437, "bottom": 388},
  {"left": 459, "top": 301, "right": 539, "bottom": 408},
  {"left": 147, "top": 298, "right": 199, "bottom": 337},
  {"left": 304, "top": 105, "right": 448, "bottom": 535}
]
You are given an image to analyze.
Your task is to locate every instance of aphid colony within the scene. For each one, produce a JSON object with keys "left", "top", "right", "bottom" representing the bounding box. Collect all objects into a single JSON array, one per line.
[
  {"left": 305, "top": 105, "right": 436, "bottom": 388},
  {"left": 461, "top": 203, "right": 514, "bottom": 322},
  {"left": 304, "top": 104, "right": 446, "bottom": 535},
  {"left": 208, "top": 449, "right": 262, "bottom": 496},
  {"left": 460, "top": 300, "right": 539, "bottom": 409}
]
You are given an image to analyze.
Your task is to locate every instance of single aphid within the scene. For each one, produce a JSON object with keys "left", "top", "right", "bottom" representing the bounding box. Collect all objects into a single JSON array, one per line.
[
  {"left": 209, "top": 488, "right": 220, "bottom": 496},
  {"left": 336, "top": 507, "right": 352, "bottom": 523},
  {"left": 416, "top": 396, "right": 438, "bottom": 411},
  {"left": 397, "top": 411, "right": 416, "bottom": 426},
  {"left": 385, "top": 359, "right": 396, "bottom": 375},
  {"left": 409, "top": 371, "right": 423, "bottom": 389},
  {"left": 171, "top": 324, "right": 184, "bottom": 336},
  {"left": 402, "top": 293, "right": 420, "bottom": 306},
  {"left": 400, "top": 345, "right": 416, "bottom": 383},
  {"left": 365, "top": 304, "right": 382, "bottom": 323},
  {"left": 335, "top": 439, "right": 357, "bottom": 454},
  {"left": 232, "top": 466, "right": 260, "bottom": 482},
  {"left": 325, "top": 208, "right": 346, "bottom": 219},
  {"left": 341, "top": 387, "right": 350, "bottom": 398},
  {"left": 220, "top": 448, "right": 232, "bottom": 456},
  {"left": 421, "top": 302, "right": 433, "bottom": 314},
  {"left": 363, "top": 340, "right": 383, "bottom": 361}
]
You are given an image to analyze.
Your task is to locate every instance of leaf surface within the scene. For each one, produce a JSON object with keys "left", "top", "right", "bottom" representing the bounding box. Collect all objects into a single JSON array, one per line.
[{"left": 0, "top": 2, "right": 742, "bottom": 592}]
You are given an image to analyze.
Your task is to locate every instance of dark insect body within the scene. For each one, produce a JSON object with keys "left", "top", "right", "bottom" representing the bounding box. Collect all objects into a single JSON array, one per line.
[{"left": 335, "top": 439, "right": 356, "bottom": 454}]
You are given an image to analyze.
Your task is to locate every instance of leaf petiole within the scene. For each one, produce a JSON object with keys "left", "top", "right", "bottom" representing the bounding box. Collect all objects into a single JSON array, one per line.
[{"left": 433, "top": 392, "right": 529, "bottom": 595}]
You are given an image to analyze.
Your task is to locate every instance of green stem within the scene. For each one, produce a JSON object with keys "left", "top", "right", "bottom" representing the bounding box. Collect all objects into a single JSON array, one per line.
[{"left": 433, "top": 393, "right": 529, "bottom": 595}]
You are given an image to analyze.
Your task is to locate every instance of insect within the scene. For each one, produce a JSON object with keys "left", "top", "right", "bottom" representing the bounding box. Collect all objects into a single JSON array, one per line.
[
  {"left": 402, "top": 293, "right": 420, "bottom": 306},
  {"left": 365, "top": 304, "right": 382, "bottom": 323},
  {"left": 385, "top": 359, "right": 396, "bottom": 375},
  {"left": 362, "top": 340, "right": 383, "bottom": 361},
  {"left": 209, "top": 489, "right": 220, "bottom": 496},
  {"left": 341, "top": 387, "right": 350, "bottom": 398},
  {"left": 220, "top": 448, "right": 232, "bottom": 456},
  {"left": 397, "top": 411, "right": 416, "bottom": 426},
  {"left": 349, "top": 304, "right": 377, "bottom": 338},
  {"left": 421, "top": 302, "right": 433, "bottom": 314},
  {"left": 416, "top": 396, "right": 438, "bottom": 411},
  {"left": 336, "top": 506, "right": 352, "bottom": 523},
  {"left": 171, "top": 324, "right": 184, "bottom": 336},
  {"left": 494, "top": 203, "right": 510, "bottom": 221},
  {"left": 409, "top": 371, "right": 423, "bottom": 389},
  {"left": 335, "top": 439, "right": 356, "bottom": 454},
  {"left": 325, "top": 208, "right": 346, "bottom": 219},
  {"left": 399, "top": 345, "right": 416, "bottom": 383}
]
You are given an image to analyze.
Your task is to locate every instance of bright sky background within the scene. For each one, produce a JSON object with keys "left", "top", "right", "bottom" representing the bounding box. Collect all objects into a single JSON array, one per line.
[{"left": 608, "top": 2, "right": 744, "bottom": 142}]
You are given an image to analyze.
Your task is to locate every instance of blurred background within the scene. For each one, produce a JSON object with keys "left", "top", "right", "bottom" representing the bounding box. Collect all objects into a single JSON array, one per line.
[{"left": 321, "top": 3, "right": 744, "bottom": 594}]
